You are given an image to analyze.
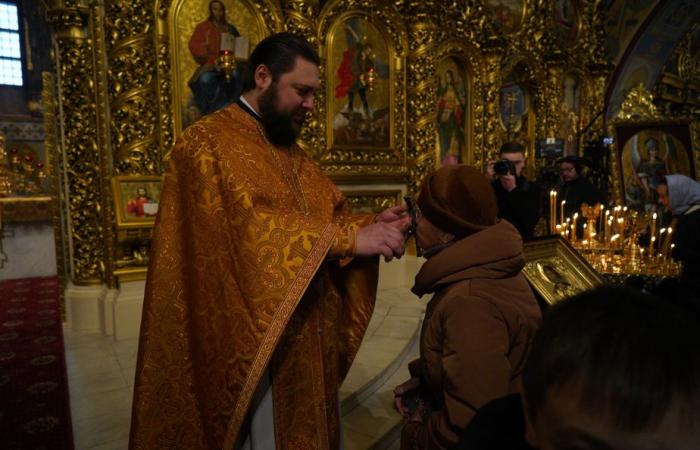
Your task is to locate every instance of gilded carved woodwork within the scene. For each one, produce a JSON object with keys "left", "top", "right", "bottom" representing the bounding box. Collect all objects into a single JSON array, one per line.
[
  {"left": 282, "top": 0, "right": 319, "bottom": 43},
  {"left": 48, "top": 5, "right": 108, "bottom": 284},
  {"left": 43, "top": 0, "right": 612, "bottom": 284},
  {"left": 616, "top": 84, "right": 661, "bottom": 121},
  {"left": 105, "top": 0, "right": 162, "bottom": 174},
  {"left": 41, "top": 71, "right": 68, "bottom": 315},
  {"left": 343, "top": 190, "right": 403, "bottom": 214},
  {"left": 155, "top": 1, "right": 175, "bottom": 154},
  {"left": 481, "top": 47, "right": 503, "bottom": 164},
  {"left": 404, "top": 1, "right": 438, "bottom": 195},
  {"left": 90, "top": 3, "right": 117, "bottom": 286}
]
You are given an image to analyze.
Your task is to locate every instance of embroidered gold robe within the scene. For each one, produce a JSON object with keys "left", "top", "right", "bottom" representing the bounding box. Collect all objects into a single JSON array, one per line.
[{"left": 129, "top": 104, "right": 378, "bottom": 449}]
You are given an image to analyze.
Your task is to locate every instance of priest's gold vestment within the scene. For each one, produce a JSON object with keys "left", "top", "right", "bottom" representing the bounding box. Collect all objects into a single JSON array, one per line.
[{"left": 129, "top": 104, "right": 378, "bottom": 449}]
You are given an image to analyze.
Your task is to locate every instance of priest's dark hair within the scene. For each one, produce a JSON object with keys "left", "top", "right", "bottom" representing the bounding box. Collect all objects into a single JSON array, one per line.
[
  {"left": 522, "top": 285, "right": 700, "bottom": 432},
  {"left": 242, "top": 32, "right": 321, "bottom": 92}
]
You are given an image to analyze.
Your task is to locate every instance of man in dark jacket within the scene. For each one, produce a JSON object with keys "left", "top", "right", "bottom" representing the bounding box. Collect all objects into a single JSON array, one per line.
[
  {"left": 487, "top": 143, "right": 541, "bottom": 239},
  {"left": 556, "top": 156, "right": 604, "bottom": 221}
]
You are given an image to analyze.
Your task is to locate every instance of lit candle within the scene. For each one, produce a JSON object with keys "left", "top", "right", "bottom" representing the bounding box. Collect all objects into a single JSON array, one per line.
[
  {"left": 649, "top": 213, "right": 657, "bottom": 255},
  {"left": 560, "top": 200, "right": 566, "bottom": 229},
  {"left": 549, "top": 191, "right": 557, "bottom": 234},
  {"left": 617, "top": 218, "right": 623, "bottom": 240},
  {"left": 663, "top": 227, "right": 674, "bottom": 260},
  {"left": 572, "top": 213, "right": 578, "bottom": 242}
]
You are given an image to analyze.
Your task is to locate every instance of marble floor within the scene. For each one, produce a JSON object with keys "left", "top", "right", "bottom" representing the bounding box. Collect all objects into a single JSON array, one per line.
[{"left": 65, "top": 258, "right": 425, "bottom": 450}]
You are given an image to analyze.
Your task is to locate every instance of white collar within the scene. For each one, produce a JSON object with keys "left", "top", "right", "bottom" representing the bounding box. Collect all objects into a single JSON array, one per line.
[{"left": 239, "top": 96, "right": 261, "bottom": 118}]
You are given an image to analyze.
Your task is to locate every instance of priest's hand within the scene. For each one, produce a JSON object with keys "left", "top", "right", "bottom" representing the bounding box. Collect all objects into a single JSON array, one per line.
[
  {"left": 375, "top": 204, "right": 408, "bottom": 226},
  {"left": 356, "top": 222, "right": 406, "bottom": 261}
]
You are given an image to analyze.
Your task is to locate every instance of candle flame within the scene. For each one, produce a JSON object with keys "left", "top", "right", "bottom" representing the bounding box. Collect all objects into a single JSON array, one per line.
[{"left": 611, "top": 234, "right": 620, "bottom": 242}]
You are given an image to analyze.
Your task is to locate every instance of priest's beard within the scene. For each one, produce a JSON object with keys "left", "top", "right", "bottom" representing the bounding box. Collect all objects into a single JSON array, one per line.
[{"left": 258, "top": 81, "right": 306, "bottom": 148}]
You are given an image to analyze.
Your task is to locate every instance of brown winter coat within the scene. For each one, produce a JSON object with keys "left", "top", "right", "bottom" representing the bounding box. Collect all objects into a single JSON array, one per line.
[{"left": 401, "top": 220, "right": 541, "bottom": 450}]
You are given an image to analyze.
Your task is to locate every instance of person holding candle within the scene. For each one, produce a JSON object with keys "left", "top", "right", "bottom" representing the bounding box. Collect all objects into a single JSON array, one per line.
[
  {"left": 657, "top": 175, "right": 700, "bottom": 292},
  {"left": 487, "top": 142, "right": 541, "bottom": 239}
]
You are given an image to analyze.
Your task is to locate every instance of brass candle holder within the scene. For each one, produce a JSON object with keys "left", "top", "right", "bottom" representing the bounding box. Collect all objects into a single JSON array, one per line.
[
  {"left": 216, "top": 50, "right": 237, "bottom": 82},
  {"left": 563, "top": 203, "right": 682, "bottom": 278}
]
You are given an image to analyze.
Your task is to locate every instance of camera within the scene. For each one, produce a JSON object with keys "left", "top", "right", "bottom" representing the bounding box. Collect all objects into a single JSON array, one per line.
[{"left": 493, "top": 159, "right": 516, "bottom": 176}]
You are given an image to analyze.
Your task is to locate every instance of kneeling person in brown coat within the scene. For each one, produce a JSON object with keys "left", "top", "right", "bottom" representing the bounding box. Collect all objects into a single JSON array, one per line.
[{"left": 395, "top": 165, "right": 542, "bottom": 450}]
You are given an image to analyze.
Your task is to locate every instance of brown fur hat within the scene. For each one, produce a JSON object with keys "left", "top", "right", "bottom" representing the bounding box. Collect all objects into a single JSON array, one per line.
[{"left": 417, "top": 165, "right": 498, "bottom": 237}]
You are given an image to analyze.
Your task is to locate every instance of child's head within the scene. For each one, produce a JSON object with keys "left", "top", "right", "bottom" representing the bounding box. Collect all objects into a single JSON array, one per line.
[{"left": 523, "top": 286, "right": 700, "bottom": 450}]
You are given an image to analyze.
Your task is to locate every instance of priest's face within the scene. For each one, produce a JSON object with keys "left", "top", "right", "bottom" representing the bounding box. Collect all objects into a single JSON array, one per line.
[{"left": 258, "top": 57, "right": 320, "bottom": 147}]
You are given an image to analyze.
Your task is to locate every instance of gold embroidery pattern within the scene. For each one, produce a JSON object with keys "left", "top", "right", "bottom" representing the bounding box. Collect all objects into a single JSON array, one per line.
[{"left": 131, "top": 104, "right": 378, "bottom": 449}]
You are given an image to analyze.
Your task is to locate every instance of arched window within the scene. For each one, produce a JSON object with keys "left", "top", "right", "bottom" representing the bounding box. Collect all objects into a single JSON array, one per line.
[{"left": 0, "top": 1, "right": 23, "bottom": 86}]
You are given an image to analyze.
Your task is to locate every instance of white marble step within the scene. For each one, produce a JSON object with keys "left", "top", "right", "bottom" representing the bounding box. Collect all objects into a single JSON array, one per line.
[{"left": 341, "top": 257, "right": 425, "bottom": 449}]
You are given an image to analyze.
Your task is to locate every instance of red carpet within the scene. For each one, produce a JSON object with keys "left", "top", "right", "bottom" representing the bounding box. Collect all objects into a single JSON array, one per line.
[{"left": 0, "top": 276, "right": 74, "bottom": 450}]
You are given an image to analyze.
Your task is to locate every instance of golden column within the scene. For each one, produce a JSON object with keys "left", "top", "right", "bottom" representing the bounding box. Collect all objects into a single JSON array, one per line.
[
  {"left": 544, "top": 58, "right": 565, "bottom": 142},
  {"left": 104, "top": 0, "right": 163, "bottom": 174},
  {"left": 282, "top": 0, "right": 319, "bottom": 42},
  {"left": 282, "top": 0, "right": 322, "bottom": 157},
  {"left": 581, "top": 0, "right": 609, "bottom": 140},
  {"left": 46, "top": 0, "right": 111, "bottom": 285},
  {"left": 154, "top": 0, "right": 176, "bottom": 155},
  {"left": 480, "top": 38, "right": 505, "bottom": 166},
  {"left": 405, "top": 0, "right": 439, "bottom": 195}
]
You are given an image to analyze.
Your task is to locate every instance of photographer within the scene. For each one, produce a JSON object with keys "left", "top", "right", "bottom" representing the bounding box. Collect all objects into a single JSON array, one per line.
[{"left": 487, "top": 143, "right": 541, "bottom": 239}]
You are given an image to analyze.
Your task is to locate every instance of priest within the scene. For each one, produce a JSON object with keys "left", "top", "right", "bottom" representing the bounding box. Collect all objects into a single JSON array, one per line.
[{"left": 129, "top": 32, "right": 408, "bottom": 450}]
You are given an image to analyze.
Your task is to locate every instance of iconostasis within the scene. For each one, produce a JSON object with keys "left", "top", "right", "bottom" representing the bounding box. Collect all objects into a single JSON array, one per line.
[{"left": 43, "top": 0, "right": 609, "bottom": 285}]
